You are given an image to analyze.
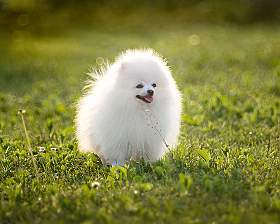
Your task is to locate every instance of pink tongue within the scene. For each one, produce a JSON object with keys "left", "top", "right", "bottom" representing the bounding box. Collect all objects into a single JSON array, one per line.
[{"left": 144, "top": 97, "right": 153, "bottom": 103}]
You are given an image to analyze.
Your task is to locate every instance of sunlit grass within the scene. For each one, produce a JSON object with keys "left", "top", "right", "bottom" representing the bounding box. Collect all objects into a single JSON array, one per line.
[{"left": 0, "top": 24, "right": 280, "bottom": 223}]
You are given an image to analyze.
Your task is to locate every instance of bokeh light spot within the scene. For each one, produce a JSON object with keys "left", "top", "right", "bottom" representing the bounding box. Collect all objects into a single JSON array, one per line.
[
  {"left": 188, "top": 35, "right": 200, "bottom": 46},
  {"left": 96, "top": 57, "right": 104, "bottom": 65},
  {"left": 49, "top": 59, "right": 57, "bottom": 68},
  {"left": 18, "top": 14, "right": 30, "bottom": 26},
  {"left": 33, "top": 58, "right": 43, "bottom": 67}
]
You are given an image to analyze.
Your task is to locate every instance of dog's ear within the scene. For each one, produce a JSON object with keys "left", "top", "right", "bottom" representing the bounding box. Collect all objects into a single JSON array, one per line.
[
  {"left": 118, "top": 61, "right": 129, "bottom": 74},
  {"left": 121, "top": 62, "right": 128, "bottom": 72}
]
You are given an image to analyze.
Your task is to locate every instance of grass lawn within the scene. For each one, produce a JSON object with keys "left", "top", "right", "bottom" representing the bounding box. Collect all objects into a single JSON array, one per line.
[{"left": 0, "top": 23, "right": 280, "bottom": 223}]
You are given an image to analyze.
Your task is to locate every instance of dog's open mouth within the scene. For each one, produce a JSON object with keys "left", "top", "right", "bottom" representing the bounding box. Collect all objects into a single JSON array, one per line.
[{"left": 136, "top": 95, "right": 154, "bottom": 103}]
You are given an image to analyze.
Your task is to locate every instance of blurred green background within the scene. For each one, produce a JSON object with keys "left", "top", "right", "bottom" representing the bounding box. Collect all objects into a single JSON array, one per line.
[
  {"left": 1, "top": 0, "right": 279, "bottom": 91},
  {"left": 1, "top": 0, "right": 280, "bottom": 33}
]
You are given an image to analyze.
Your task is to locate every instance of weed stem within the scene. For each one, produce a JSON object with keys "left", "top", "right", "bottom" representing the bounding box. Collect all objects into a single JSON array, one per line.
[{"left": 18, "top": 109, "right": 40, "bottom": 179}]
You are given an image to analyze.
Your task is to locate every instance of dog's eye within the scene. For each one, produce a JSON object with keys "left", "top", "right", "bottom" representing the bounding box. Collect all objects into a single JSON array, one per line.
[
  {"left": 136, "top": 84, "right": 144, "bottom": 88},
  {"left": 152, "top": 83, "right": 156, "bottom": 87}
]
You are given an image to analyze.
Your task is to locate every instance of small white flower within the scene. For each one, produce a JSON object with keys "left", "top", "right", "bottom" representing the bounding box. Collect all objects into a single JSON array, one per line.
[
  {"left": 17, "top": 109, "right": 26, "bottom": 114},
  {"left": 37, "top": 147, "right": 45, "bottom": 152},
  {"left": 91, "top": 181, "right": 100, "bottom": 189}
]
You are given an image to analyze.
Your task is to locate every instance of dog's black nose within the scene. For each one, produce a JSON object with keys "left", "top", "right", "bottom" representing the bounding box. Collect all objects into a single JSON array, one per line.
[{"left": 147, "top": 90, "right": 154, "bottom": 95}]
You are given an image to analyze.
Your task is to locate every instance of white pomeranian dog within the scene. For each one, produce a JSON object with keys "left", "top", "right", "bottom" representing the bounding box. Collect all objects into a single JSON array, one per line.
[{"left": 75, "top": 49, "right": 181, "bottom": 166}]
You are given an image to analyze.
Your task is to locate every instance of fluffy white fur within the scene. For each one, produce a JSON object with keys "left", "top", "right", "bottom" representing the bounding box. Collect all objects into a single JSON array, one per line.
[{"left": 75, "top": 49, "right": 181, "bottom": 166}]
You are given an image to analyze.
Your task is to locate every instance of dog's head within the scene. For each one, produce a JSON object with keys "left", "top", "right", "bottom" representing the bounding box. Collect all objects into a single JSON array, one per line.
[
  {"left": 112, "top": 49, "right": 174, "bottom": 105},
  {"left": 117, "top": 59, "right": 161, "bottom": 105}
]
